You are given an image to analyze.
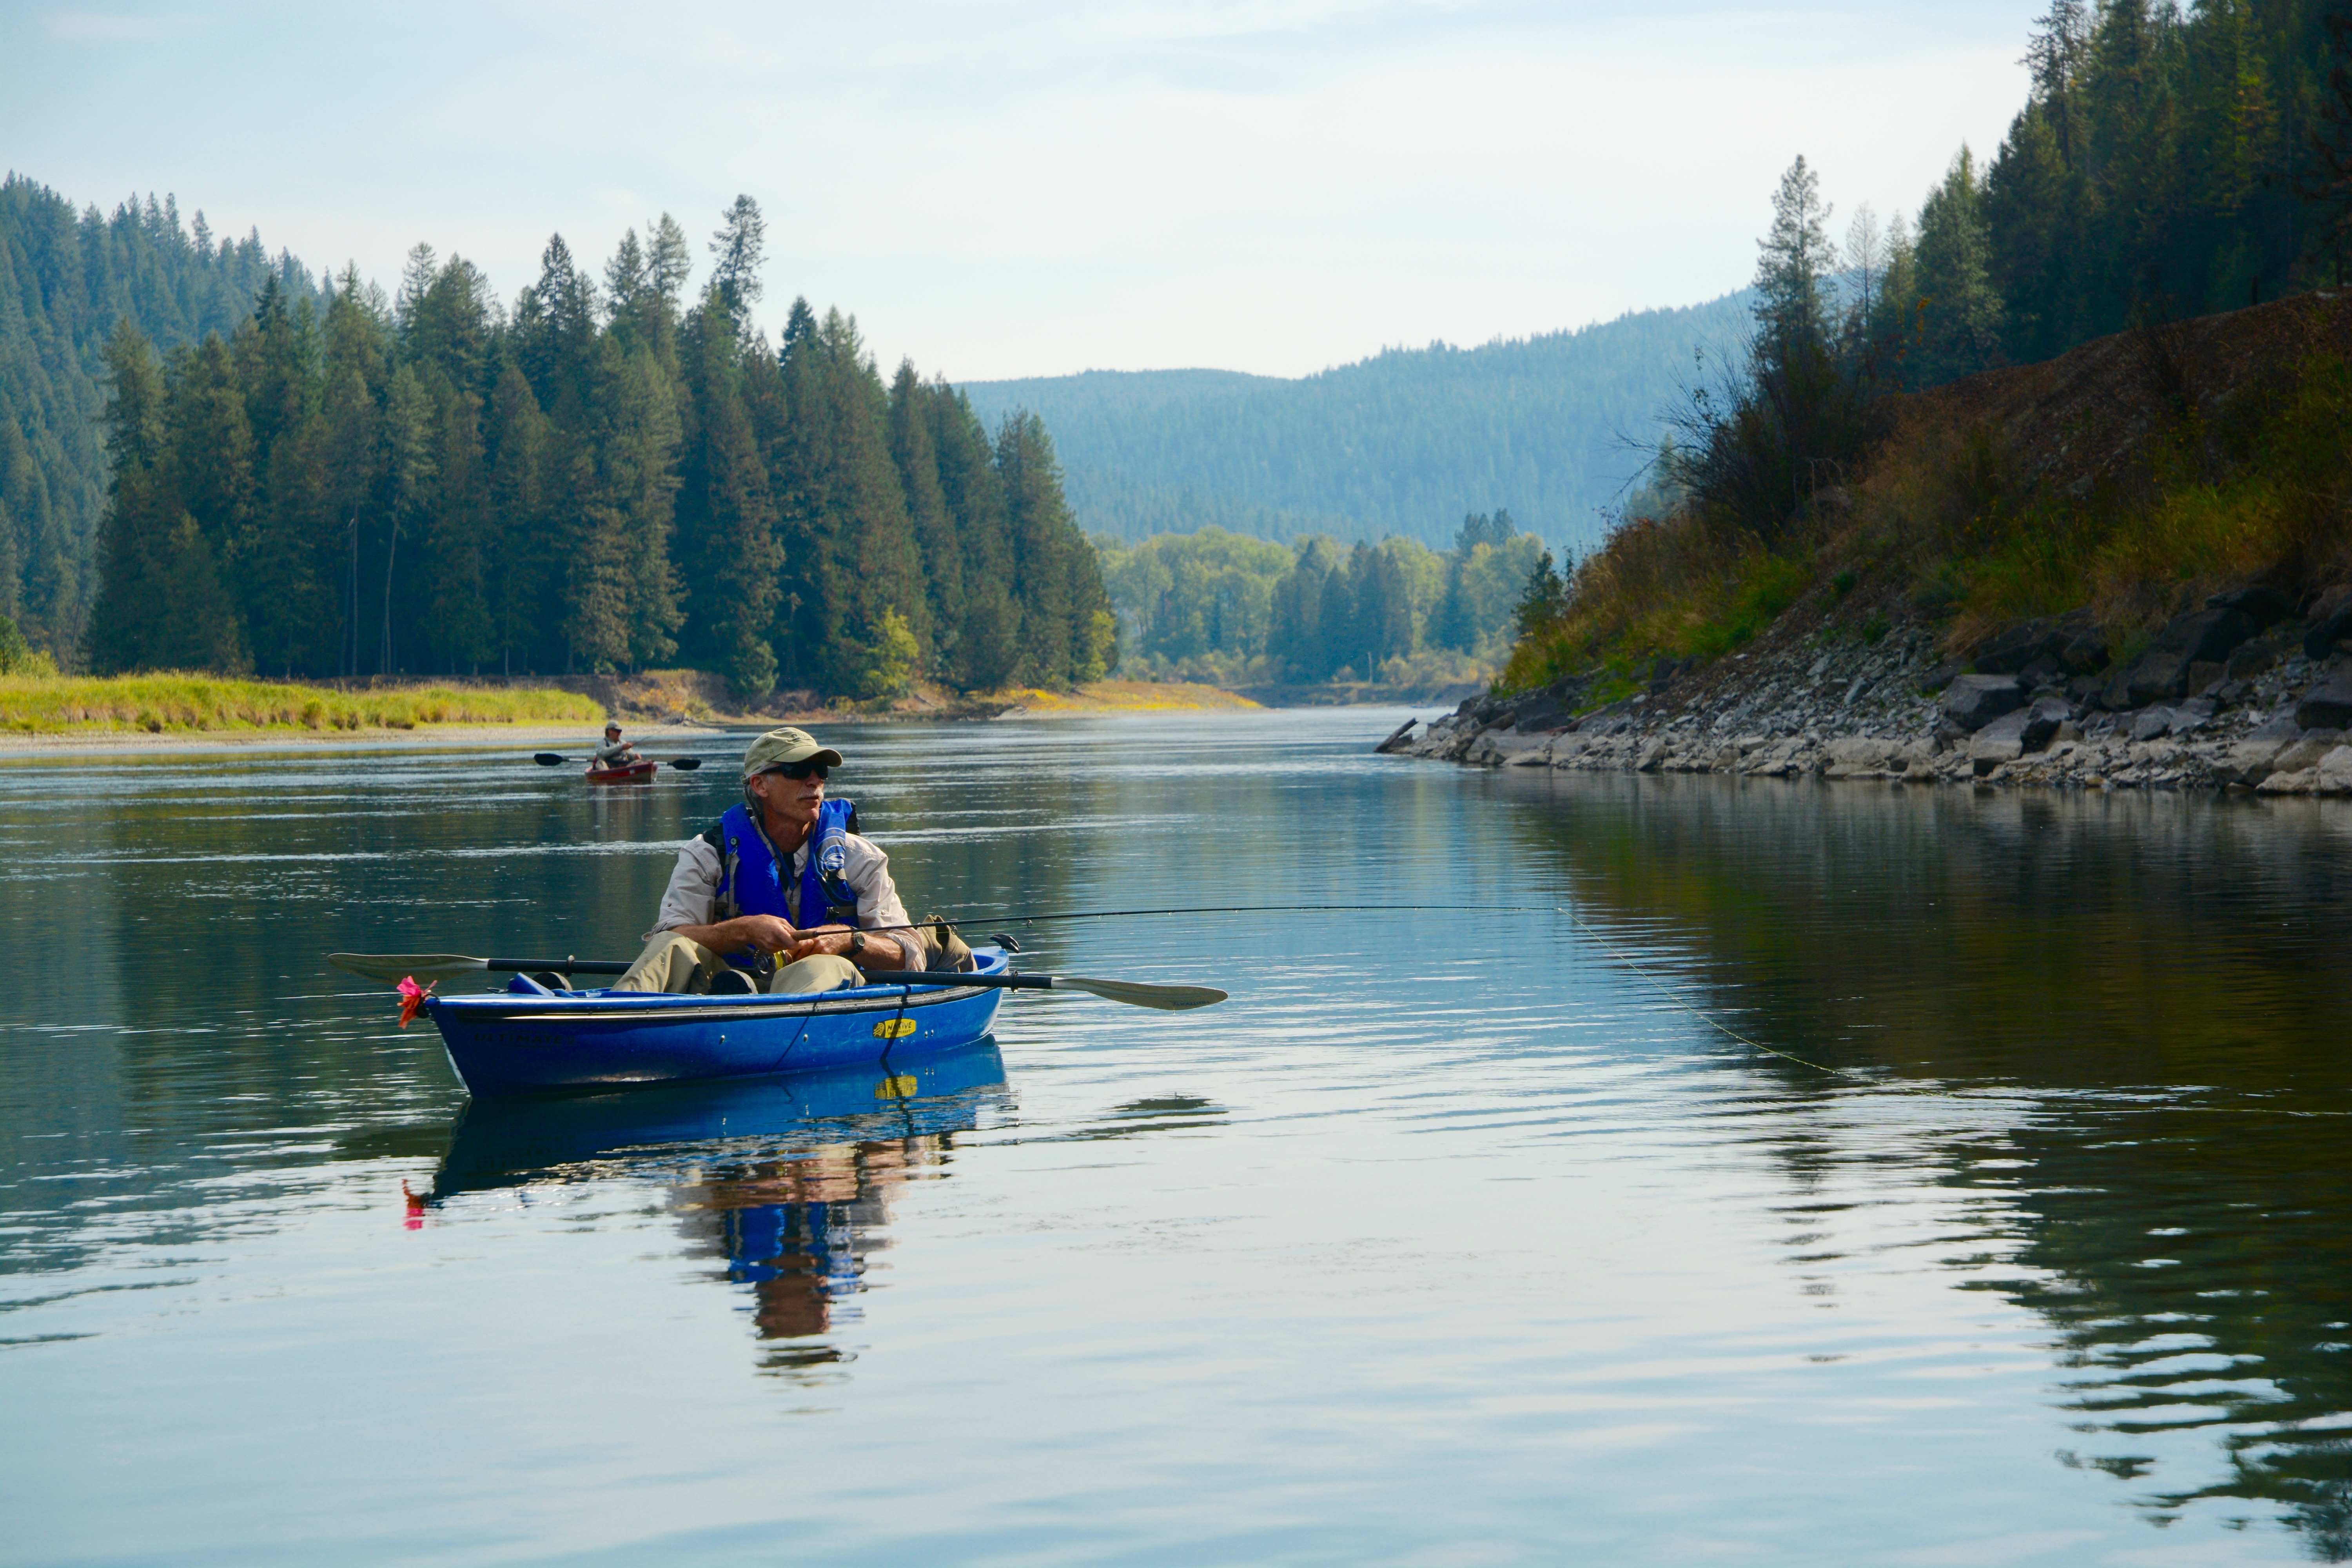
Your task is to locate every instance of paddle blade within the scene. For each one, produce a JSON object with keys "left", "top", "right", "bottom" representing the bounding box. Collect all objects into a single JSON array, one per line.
[
  {"left": 668, "top": 757, "right": 702, "bottom": 770},
  {"left": 328, "top": 952, "right": 490, "bottom": 986},
  {"left": 1058, "top": 975, "right": 1227, "bottom": 1011},
  {"left": 532, "top": 753, "right": 566, "bottom": 766}
]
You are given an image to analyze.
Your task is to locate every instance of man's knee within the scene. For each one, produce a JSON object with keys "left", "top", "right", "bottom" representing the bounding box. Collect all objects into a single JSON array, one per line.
[
  {"left": 613, "top": 932, "right": 720, "bottom": 993},
  {"left": 767, "top": 955, "right": 863, "bottom": 994}
]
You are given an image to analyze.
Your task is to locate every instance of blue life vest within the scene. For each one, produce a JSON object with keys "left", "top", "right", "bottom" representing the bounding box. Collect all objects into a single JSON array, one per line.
[{"left": 711, "top": 800, "right": 860, "bottom": 930}]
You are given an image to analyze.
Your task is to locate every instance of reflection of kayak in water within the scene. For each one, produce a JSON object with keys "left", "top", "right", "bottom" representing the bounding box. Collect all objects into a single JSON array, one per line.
[
  {"left": 423, "top": 947, "right": 1013, "bottom": 1095},
  {"left": 430, "top": 1039, "right": 1007, "bottom": 1201}
]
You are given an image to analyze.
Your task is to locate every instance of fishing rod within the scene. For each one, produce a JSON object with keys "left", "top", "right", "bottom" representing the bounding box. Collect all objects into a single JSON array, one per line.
[{"left": 932, "top": 902, "right": 1567, "bottom": 927}]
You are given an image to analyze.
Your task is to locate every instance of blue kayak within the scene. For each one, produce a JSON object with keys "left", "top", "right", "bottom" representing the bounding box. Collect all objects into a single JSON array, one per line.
[{"left": 424, "top": 947, "right": 1012, "bottom": 1096}]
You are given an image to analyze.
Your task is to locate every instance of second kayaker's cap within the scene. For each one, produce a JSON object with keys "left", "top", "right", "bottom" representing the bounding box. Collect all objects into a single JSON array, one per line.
[{"left": 741, "top": 726, "right": 844, "bottom": 778}]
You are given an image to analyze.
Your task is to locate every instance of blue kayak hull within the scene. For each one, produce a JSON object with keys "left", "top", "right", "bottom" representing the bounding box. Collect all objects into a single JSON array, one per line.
[
  {"left": 424, "top": 951, "right": 1009, "bottom": 1096},
  {"left": 432, "top": 1040, "right": 1010, "bottom": 1197}
]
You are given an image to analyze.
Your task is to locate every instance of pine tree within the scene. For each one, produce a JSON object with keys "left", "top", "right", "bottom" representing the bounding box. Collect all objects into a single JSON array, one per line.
[
  {"left": 1753, "top": 156, "right": 1837, "bottom": 352},
  {"left": 86, "top": 322, "right": 169, "bottom": 672},
  {"left": 708, "top": 196, "right": 766, "bottom": 316},
  {"left": 926, "top": 382, "right": 1018, "bottom": 690},
  {"left": 889, "top": 362, "right": 964, "bottom": 668},
  {"left": 1915, "top": 148, "right": 2005, "bottom": 383},
  {"left": 484, "top": 356, "right": 551, "bottom": 674}
]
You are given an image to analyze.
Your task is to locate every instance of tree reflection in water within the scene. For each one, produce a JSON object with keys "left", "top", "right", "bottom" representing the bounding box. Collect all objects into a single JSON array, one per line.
[{"left": 1499, "top": 772, "right": 2352, "bottom": 1558}]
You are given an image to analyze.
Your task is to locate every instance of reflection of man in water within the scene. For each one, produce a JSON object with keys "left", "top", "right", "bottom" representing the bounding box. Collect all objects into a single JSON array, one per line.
[{"left": 674, "top": 1136, "right": 944, "bottom": 1344}]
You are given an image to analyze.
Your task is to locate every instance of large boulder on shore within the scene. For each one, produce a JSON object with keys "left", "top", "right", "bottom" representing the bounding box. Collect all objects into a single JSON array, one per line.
[
  {"left": 1971, "top": 618, "right": 2073, "bottom": 676},
  {"left": 1967, "top": 697, "right": 2067, "bottom": 774},
  {"left": 2296, "top": 670, "right": 2352, "bottom": 730},
  {"left": 2114, "top": 607, "right": 2258, "bottom": 706},
  {"left": 2207, "top": 584, "right": 2294, "bottom": 628},
  {"left": 2304, "top": 590, "right": 2352, "bottom": 660},
  {"left": 1942, "top": 673, "right": 2027, "bottom": 731}
]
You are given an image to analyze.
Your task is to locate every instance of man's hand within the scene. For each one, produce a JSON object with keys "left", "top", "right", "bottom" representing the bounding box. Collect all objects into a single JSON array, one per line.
[
  {"left": 784, "top": 924, "right": 854, "bottom": 963},
  {"left": 732, "top": 914, "right": 799, "bottom": 955},
  {"left": 786, "top": 924, "right": 906, "bottom": 969},
  {"left": 669, "top": 913, "right": 798, "bottom": 957}
]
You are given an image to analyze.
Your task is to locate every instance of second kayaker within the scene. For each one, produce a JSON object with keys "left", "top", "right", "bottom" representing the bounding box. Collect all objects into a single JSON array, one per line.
[
  {"left": 590, "top": 723, "right": 641, "bottom": 771},
  {"left": 611, "top": 726, "right": 926, "bottom": 995}
]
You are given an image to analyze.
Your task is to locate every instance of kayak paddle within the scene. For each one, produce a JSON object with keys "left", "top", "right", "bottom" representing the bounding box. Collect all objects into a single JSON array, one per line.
[
  {"left": 329, "top": 953, "right": 633, "bottom": 985},
  {"left": 533, "top": 752, "right": 703, "bottom": 770},
  {"left": 860, "top": 971, "right": 1225, "bottom": 1011},
  {"left": 326, "top": 953, "right": 1224, "bottom": 1010}
]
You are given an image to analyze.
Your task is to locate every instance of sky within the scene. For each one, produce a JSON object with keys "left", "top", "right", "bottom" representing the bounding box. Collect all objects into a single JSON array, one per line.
[{"left": 4, "top": 0, "right": 2046, "bottom": 383}]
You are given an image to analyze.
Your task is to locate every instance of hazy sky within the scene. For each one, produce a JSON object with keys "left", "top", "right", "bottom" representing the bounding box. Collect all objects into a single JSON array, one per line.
[{"left": 5, "top": 0, "right": 2043, "bottom": 381}]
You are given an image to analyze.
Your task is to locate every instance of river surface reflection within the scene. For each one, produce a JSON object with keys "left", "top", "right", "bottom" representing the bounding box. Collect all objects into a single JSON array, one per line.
[{"left": 2, "top": 712, "right": 2348, "bottom": 1565}]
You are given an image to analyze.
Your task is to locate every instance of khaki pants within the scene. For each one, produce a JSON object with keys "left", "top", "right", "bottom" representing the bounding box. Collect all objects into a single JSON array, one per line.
[{"left": 612, "top": 932, "right": 862, "bottom": 995}]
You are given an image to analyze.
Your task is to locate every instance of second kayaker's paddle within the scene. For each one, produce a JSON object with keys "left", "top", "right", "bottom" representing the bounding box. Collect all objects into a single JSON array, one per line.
[{"left": 532, "top": 753, "right": 702, "bottom": 770}]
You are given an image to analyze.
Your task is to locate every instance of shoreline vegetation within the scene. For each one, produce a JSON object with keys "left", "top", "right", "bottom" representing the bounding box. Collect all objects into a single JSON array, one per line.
[
  {"left": 0, "top": 671, "right": 1265, "bottom": 748},
  {"left": 0, "top": 673, "right": 603, "bottom": 736}
]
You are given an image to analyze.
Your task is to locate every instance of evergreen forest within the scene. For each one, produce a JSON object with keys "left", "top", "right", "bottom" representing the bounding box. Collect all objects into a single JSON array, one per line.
[
  {"left": 29, "top": 186, "right": 1111, "bottom": 696},
  {"left": 1096, "top": 512, "right": 1545, "bottom": 686},
  {"left": 0, "top": 176, "right": 318, "bottom": 660}
]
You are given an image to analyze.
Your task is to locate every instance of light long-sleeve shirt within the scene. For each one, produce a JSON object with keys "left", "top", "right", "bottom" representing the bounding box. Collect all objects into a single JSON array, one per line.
[{"left": 645, "top": 827, "right": 922, "bottom": 959}]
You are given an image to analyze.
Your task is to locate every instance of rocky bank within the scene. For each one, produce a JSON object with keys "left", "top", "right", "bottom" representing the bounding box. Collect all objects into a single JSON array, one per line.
[{"left": 1379, "top": 584, "right": 2352, "bottom": 796}]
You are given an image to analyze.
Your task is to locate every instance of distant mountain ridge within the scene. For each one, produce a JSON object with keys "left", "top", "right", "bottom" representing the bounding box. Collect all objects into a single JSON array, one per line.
[{"left": 960, "top": 291, "right": 1755, "bottom": 553}]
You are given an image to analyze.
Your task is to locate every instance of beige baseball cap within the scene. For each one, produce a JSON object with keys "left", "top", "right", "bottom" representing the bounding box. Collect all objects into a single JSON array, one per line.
[{"left": 740, "top": 726, "right": 844, "bottom": 778}]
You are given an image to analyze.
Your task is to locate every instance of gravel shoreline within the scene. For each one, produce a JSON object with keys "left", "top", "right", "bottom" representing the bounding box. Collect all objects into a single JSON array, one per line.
[{"left": 1380, "top": 594, "right": 2352, "bottom": 797}]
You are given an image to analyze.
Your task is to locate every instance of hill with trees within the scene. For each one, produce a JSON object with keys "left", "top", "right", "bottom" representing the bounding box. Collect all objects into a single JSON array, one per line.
[
  {"left": 1505, "top": 0, "right": 2352, "bottom": 702},
  {"left": 7, "top": 179, "right": 1110, "bottom": 696},
  {"left": 0, "top": 176, "right": 317, "bottom": 660},
  {"left": 960, "top": 294, "right": 1756, "bottom": 555}
]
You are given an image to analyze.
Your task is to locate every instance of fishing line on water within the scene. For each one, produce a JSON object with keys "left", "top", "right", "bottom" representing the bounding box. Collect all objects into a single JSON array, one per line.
[{"left": 1558, "top": 903, "right": 1928, "bottom": 1089}]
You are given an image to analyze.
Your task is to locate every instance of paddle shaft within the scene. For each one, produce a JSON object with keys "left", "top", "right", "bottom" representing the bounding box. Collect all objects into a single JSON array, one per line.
[
  {"left": 863, "top": 969, "right": 1052, "bottom": 992},
  {"left": 532, "top": 753, "right": 701, "bottom": 770}
]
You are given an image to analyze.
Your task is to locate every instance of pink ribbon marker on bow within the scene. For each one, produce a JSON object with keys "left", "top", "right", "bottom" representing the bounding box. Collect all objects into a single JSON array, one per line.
[{"left": 396, "top": 975, "right": 436, "bottom": 1028}]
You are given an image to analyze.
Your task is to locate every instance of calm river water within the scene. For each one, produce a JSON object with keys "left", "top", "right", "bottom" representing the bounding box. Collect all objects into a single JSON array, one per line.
[{"left": 4, "top": 709, "right": 2350, "bottom": 1566}]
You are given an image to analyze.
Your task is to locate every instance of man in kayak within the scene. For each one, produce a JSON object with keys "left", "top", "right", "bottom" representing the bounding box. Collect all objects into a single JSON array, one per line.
[
  {"left": 612, "top": 726, "right": 924, "bottom": 995},
  {"left": 589, "top": 723, "right": 641, "bottom": 771}
]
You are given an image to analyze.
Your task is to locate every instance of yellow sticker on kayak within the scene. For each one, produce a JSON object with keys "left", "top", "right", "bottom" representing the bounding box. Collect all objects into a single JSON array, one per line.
[
  {"left": 873, "top": 1018, "right": 917, "bottom": 1040},
  {"left": 875, "top": 1074, "right": 918, "bottom": 1100}
]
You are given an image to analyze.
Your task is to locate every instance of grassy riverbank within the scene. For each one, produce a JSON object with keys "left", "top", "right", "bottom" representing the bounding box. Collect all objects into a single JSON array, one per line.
[{"left": 0, "top": 673, "right": 604, "bottom": 735}]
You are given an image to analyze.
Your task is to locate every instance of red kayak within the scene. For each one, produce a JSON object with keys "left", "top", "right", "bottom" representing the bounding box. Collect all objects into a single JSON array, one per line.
[{"left": 585, "top": 759, "right": 657, "bottom": 784}]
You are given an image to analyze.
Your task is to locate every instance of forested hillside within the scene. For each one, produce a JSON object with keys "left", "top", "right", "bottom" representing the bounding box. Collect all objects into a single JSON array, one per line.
[
  {"left": 63, "top": 192, "right": 1110, "bottom": 697},
  {"left": 0, "top": 176, "right": 318, "bottom": 659},
  {"left": 1506, "top": 0, "right": 2352, "bottom": 702},
  {"left": 1096, "top": 511, "right": 1545, "bottom": 686},
  {"left": 961, "top": 294, "right": 1755, "bottom": 554}
]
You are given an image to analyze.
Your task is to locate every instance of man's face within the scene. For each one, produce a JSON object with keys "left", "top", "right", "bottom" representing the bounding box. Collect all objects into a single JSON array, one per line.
[{"left": 751, "top": 764, "right": 826, "bottom": 829}]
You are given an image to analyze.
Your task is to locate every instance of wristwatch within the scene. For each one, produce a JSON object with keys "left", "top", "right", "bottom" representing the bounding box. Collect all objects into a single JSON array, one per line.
[{"left": 848, "top": 929, "right": 867, "bottom": 958}]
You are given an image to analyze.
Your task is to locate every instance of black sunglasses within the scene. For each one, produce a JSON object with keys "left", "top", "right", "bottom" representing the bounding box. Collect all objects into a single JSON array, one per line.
[{"left": 767, "top": 760, "right": 829, "bottom": 781}]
